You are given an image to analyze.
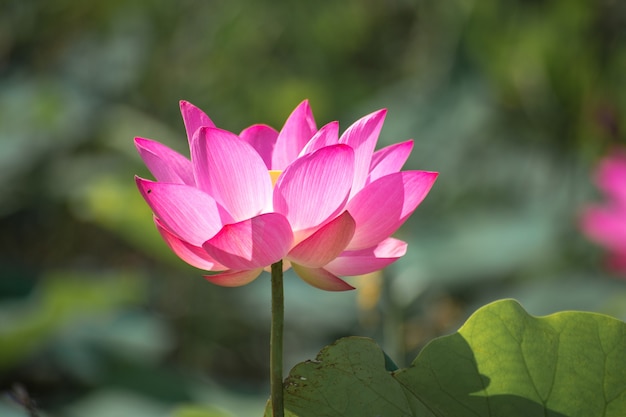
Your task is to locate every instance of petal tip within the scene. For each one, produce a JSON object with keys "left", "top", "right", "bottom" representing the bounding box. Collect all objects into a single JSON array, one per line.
[
  {"left": 133, "top": 136, "right": 154, "bottom": 152},
  {"left": 368, "top": 108, "right": 388, "bottom": 123},
  {"left": 134, "top": 175, "right": 152, "bottom": 188}
]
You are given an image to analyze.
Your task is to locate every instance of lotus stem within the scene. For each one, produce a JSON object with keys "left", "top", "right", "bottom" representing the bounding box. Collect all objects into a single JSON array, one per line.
[{"left": 270, "top": 260, "right": 284, "bottom": 417}]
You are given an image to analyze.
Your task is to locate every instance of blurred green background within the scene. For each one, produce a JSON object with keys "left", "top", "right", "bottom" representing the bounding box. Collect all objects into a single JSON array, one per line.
[{"left": 1, "top": 0, "right": 625, "bottom": 416}]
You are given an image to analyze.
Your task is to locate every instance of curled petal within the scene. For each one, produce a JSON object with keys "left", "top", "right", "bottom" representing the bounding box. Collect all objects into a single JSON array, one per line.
[
  {"left": 287, "top": 211, "right": 356, "bottom": 268},
  {"left": 192, "top": 127, "right": 272, "bottom": 220},
  {"left": 339, "top": 109, "right": 387, "bottom": 197},
  {"left": 134, "top": 137, "right": 195, "bottom": 185},
  {"left": 274, "top": 144, "right": 354, "bottom": 233},
  {"left": 202, "top": 213, "right": 293, "bottom": 270},
  {"left": 180, "top": 100, "right": 215, "bottom": 144},
  {"left": 292, "top": 264, "right": 355, "bottom": 291},
  {"left": 326, "top": 238, "right": 407, "bottom": 276},
  {"left": 239, "top": 124, "right": 279, "bottom": 170},
  {"left": 272, "top": 100, "right": 317, "bottom": 170},
  {"left": 204, "top": 269, "right": 263, "bottom": 287},
  {"left": 346, "top": 170, "right": 438, "bottom": 250},
  {"left": 368, "top": 140, "right": 414, "bottom": 184},
  {"left": 155, "top": 217, "right": 226, "bottom": 271},
  {"left": 136, "top": 177, "right": 226, "bottom": 246},
  {"left": 299, "top": 121, "right": 340, "bottom": 156}
]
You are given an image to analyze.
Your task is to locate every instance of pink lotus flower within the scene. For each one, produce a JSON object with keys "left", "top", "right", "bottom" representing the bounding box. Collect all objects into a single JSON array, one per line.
[
  {"left": 134, "top": 100, "right": 438, "bottom": 290},
  {"left": 581, "top": 149, "right": 626, "bottom": 273}
]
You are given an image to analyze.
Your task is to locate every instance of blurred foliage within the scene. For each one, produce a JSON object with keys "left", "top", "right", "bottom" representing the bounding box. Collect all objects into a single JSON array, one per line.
[
  {"left": 1, "top": 0, "right": 625, "bottom": 415},
  {"left": 0, "top": 271, "right": 144, "bottom": 369},
  {"left": 171, "top": 405, "right": 234, "bottom": 417}
]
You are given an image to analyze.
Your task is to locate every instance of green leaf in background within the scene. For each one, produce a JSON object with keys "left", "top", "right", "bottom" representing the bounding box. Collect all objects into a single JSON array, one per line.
[
  {"left": 270, "top": 299, "right": 626, "bottom": 417},
  {"left": 0, "top": 271, "right": 145, "bottom": 369},
  {"left": 170, "top": 404, "right": 235, "bottom": 417}
]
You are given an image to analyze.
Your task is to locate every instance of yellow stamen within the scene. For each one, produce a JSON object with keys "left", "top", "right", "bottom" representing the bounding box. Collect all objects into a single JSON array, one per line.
[{"left": 269, "top": 170, "right": 283, "bottom": 188}]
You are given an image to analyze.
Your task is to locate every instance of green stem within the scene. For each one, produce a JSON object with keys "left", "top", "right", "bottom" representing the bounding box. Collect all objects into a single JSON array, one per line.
[{"left": 270, "top": 260, "right": 285, "bottom": 417}]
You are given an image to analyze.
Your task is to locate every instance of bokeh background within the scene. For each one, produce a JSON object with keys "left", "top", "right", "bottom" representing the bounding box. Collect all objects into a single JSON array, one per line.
[{"left": 1, "top": 0, "right": 625, "bottom": 416}]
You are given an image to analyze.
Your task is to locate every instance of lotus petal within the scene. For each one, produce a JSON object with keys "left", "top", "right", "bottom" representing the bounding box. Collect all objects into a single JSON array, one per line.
[
  {"left": 346, "top": 170, "right": 438, "bottom": 250},
  {"left": 274, "top": 144, "right": 354, "bottom": 234},
  {"left": 204, "top": 269, "right": 264, "bottom": 287},
  {"left": 292, "top": 264, "right": 355, "bottom": 291},
  {"left": 134, "top": 137, "right": 195, "bottom": 185},
  {"left": 299, "top": 121, "right": 340, "bottom": 156},
  {"left": 240, "top": 124, "right": 279, "bottom": 170},
  {"left": 339, "top": 109, "right": 386, "bottom": 197},
  {"left": 272, "top": 100, "right": 317, "bottom": 170},
  {"left": 367, "top": 140, "right": 413, "bottom": 184},
  {"left": 136, "top": 177, "right": 227, "bottom": 246},
  {"left": 155, "top": 217, "right": 225, "bottom": 271},
  {"left": 192, "top": 127, "right": 272, "bottom": 220},
  {"left": 288, "top": 211, "right": 356, "bottom": 268},
  {"left": 202, "top": 213, "right": 293, "bottom": 270},
  {"left": 326, "top": 238, "right": 407, "bottom": 276},
  {"left": 180, "top": 100, "right": 215, "bottom": 143}
]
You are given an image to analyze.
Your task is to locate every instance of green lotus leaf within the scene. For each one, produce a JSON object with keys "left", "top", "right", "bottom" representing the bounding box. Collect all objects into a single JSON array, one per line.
[{"left": 267, "top": 299, "right": 626, "bottom": 417}]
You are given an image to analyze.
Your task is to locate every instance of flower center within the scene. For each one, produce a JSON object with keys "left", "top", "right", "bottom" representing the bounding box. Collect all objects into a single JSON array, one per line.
[{"left": 269, "top": 170, "right": 283, "bottom": 188}]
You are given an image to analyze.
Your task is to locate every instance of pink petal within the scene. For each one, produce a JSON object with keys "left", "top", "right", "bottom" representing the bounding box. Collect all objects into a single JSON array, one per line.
[
  {"left": 180, "top": 100, "right": 215, "bottom": 144},
  {"left": 291, "top": 264, "right": 355, "bottom": 291},
  {"left": 596, "top": 152, "right": 626, "bottom": 205},
  {"left": 155, "top": 217, "right": 226, "bottom": 271},
  {"left": 346, "top": 170, "right": 438, "bottom": 250},
  {"left": 326, "top": 238, "right": 407, "bottom": 276},
  {"left": 274, "top": 144, "right": 354, "bottom": 234},
  {"left": 202, "top": 213, "right": 293, "bottom": 270},
  {"left": 367, "top": 140, "right": 414, "bottom": 184},
  {"left": 287, "top": 211, "right": 356, "bottom": 268},
  {"left": 272, "top": 100, "right": 317, "bottom": 170},
  {"left": 239, "top": 124, "right": 279, "bottom": 169},
  {"left": 339, "top": 109, "right": 387, "bottom": 197},
  {"left": 204, "top": 269, "right": 263, "bottom": 287},
  {"left": 136, "top": 177, "right": 227, "bottom": 246},
  {"left": 191, "top": 127, "right": 272, "bottom": 220},
  {"left": 581, "top": 206, "right": 626, "bottom": 251},
  {"left": 134, "top": 137, "right": 195, "bottom": 185},
  {"left": 299, "top": 121, "right": 340, "bottom": 156}
]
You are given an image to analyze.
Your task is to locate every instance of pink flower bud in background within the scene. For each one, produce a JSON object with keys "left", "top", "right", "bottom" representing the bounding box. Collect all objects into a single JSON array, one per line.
[{"left": 581, "top": 149, "right": 626, "bottom": 274}]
